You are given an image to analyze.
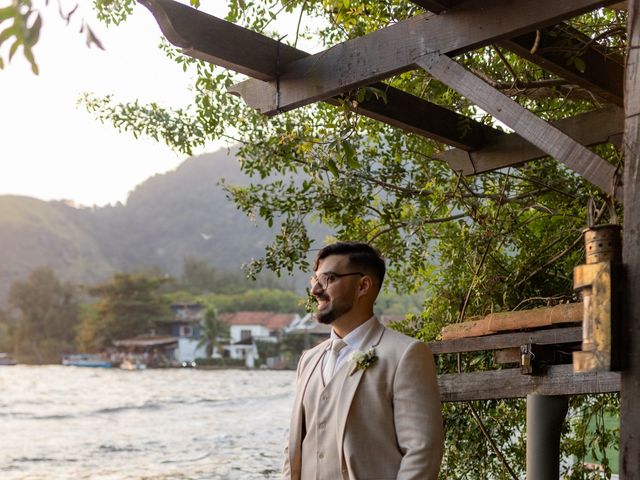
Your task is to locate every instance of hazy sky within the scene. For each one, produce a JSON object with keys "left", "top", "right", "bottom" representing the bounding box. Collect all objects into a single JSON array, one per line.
[{"left": 0, "top": 2, "right": 227, "bottom": 207}]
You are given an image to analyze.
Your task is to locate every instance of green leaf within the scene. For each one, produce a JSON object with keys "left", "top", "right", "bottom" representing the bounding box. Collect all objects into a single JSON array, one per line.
[
  {"left": 8, "top": 38, "right": 21, "bottom": 61},
  {"left": 24, "top": 13, "right": 42, "bottom": 47},
  {"left": 367, "top": 86, "right": 388, "bottom": 103},
  {"left": 341, "top": 139, "right": 360, "bottom": 169},
  {"left": 0, "top": 5, "right": 17, "bottom": 22},
  {"left": 0, "top": 23, "right": 19, "bottom": 45},
  {"left": 325, "top": 159, "right": 340, "bottom": 177},
  {"left": 574, "top": 57, "right": 586, "bottom": 73},
  {"left": 23, "top": 47, "right": 39, "bottom": 75}
]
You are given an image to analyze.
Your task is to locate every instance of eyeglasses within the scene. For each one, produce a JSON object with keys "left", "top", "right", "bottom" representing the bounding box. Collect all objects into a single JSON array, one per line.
[{"left": 309, "top": 271, "right": 364, "bottom": 290}]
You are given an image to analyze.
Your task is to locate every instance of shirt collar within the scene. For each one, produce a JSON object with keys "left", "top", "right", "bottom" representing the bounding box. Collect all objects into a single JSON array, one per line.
[{"left": 329, "top": 315, "right": 377, "bottom": 352}]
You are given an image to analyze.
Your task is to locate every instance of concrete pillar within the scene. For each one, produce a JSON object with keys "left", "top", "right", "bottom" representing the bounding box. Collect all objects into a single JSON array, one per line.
[{"left": 526, "top": 394, "right": 569, "bottom": 480}]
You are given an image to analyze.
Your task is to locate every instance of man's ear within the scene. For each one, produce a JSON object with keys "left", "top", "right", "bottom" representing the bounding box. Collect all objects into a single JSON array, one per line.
[{"left": 358, "top": 276, "right": 373, "bottom": 297}]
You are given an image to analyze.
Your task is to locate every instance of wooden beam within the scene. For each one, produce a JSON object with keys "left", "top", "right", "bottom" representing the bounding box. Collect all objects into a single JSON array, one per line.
[
  {"left": 500, "top": 24, "right": 624, "bottom": 106},
  {"left": 437, "top": 106, "right": 623, "bottom": 175},
  {"left": 621, "top": 0, "right": 640, "bottom": 476},
  {"left": 229, "top": 0, "right": 618, "bottom": 115},
  {"left": 140, "top": 0, "right": 500, "bottom": 149},
  {"left": 441, "top": 303, "right": 582, "bottom": 340},
  {"left": 430, "top": 327, "right": 582, "bottom": 355},
  {"left": 138, "top": 0, "right": 307, "bottom": 81},
  {"left": 343, "top": 86, "right": 500, "bottom": 149},
  {"left": 417, "top": 54, "right": 623, "bottom": 198},
  {"left": 409, "top": 0, "right": 459, "bottom": 13},
  {"left": 438, "top": 364, "right": 620, "bottom": 402}
]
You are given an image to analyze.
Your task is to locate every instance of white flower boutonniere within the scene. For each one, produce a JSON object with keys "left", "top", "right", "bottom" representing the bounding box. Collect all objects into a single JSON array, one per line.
[{"left": 349, "top": 347, "right": 378, "bottom": 376}]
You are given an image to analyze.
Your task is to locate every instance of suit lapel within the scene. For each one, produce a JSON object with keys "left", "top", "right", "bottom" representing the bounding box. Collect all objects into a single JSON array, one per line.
[{"left": 337, "top": 320, "right": 386, "bottom": 469}]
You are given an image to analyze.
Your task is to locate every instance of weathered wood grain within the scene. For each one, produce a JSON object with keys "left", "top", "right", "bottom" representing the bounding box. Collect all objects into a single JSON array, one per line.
[
  {"left": 138, "top": 0, "right": 307, "bottom": 81},
  {"left": 418, "top": 54, "right": 623, "bottom": 198},
  {"left": 621, "top": 0, "right": 640, "bottom": 476},
  {"left": 438, "top": 364, "right": 620, "bottom": 401},
  {"left": 229, "top": 0, "right": 618, "bottom": 115},
  {"left": 437, "top": 106, "right": 623, "bottom": 175},
  {"left": 409, "top": 0, "right": 459, "bottom": 13},
  {"left": 430, "top": 327, "right": 582, "bottom": 354},
  {"left": 140, "top": 0, "right": 500, "bottom": 149},
  {"left": 440, "top": 303, "right": 582, "bottom": 340},
  {"left": 343, "top": 86, "right": 500, "bottom": 149}
]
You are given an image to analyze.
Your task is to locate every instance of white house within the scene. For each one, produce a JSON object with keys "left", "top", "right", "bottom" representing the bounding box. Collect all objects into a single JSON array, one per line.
[{"left": 219, "top": 311, "right": 299, "bottom": 367}]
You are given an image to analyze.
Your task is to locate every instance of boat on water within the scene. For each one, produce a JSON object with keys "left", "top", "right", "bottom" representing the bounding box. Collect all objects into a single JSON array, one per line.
[
  {"left": 62, "top": 354, "right": 115, "bottom": 368},
  {"left": 0, "top": 353, "right": 17, "bottom": 366}
]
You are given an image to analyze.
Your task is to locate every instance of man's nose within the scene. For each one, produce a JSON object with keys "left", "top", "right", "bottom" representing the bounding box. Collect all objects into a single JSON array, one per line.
[{"left": 311, "top": 281, "right": 324, "bottom": 296}]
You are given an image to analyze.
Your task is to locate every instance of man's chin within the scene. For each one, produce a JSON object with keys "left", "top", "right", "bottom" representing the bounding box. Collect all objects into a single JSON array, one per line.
[{"left": 316, "top": 310, "right": 335, "bottom": 325}]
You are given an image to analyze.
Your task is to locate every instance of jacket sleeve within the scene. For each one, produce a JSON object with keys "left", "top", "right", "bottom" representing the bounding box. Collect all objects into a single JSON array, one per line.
[{"left": 393, "top": 341, "right": 444, "bottom": 480}]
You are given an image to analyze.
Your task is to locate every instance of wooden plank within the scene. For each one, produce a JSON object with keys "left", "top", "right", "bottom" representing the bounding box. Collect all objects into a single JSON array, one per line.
[
  {"left": 430, "top": 326, "right": 582, "bottom": 354},
  {"left": 140, "top": 0, "right": 500, "bottom": 149},
  {"left": 494, "top": 348, "right": 522, "bottom": 364},
  {"left": 441, "top": 303, "right": 582, "bottom": 340},
  {"left": 417, "top": 54, "right": 623, "bottom": 198},
  {"left": 437, "top": 106, "right": 623, "bottom": 175},
  {"left": 621, "top": 0, "right": 640, "bottom": 476},
  {"left": 438, "top": 364, "right": 620, "bottom": 402},
  {"left": 229, "top": 0, "right": 618, "bottom": 115},
  {"left": 138, "top": 0, "right": 307, "bottom": 81},
  {"left": 500, "top": 24, "right": 624, "bottom": 106},
  {"left": 343, "top": 86, "right": 500, "bottom": 149},
  {"left": 409, "top": 0, "right": 459, "bottom": 13}
]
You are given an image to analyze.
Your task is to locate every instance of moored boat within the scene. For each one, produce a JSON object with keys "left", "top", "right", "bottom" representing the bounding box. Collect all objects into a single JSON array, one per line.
[{"left": 62, "top": 354, "right": 115, "bottom": 368}]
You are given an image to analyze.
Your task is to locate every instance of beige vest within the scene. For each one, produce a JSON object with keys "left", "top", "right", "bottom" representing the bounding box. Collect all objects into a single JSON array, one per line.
[{"left": 300, "top": 354, "right": 350, "bottom": 480}]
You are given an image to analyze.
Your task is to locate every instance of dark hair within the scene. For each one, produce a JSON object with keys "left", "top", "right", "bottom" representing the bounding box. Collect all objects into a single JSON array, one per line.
[{"left": 314, "top": 241, "right": 386, "bottom": 289}]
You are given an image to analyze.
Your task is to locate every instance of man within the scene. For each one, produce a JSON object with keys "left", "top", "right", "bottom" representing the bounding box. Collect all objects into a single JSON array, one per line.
[{"left": 283, "top": 241, "right": 444, "bottom": 480}]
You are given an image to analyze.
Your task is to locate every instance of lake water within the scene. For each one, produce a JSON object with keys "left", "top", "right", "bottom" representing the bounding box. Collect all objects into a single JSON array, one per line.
[{"left": 0, "top": 366, "right": 295, "bottom": 480}]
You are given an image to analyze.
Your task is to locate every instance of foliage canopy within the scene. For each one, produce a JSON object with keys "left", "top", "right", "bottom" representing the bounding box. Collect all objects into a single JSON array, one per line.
[{"left": 6, "top": 0, "right": 627, "bottom": 477}]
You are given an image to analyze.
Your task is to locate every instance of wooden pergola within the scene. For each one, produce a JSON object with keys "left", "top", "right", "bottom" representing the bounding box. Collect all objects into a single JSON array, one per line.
[{"left": 139, "top": 0, "right": 640, "bottom": 476}]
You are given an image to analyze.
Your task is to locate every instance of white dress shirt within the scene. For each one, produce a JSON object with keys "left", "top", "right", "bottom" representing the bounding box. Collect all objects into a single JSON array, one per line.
[{"left": 321, "top": 316, "right": 377, "bottom": 376}]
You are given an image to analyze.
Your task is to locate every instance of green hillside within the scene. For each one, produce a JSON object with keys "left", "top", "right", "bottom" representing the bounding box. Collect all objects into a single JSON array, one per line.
[
  {"left": 0, "top": 149, "right": 326, "bottom": 304},
  {"left": 0, "top": 195, "right": 114, "bottom": 300}
]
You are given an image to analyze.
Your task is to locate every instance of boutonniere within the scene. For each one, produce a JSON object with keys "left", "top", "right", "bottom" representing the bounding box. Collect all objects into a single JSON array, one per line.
[{"left": 349, "top": 347, "right": 378, "bottom": 375}]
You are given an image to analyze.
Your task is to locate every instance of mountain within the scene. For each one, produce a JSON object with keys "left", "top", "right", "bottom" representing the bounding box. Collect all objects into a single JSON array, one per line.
[{"left": 0, "top": 149, "right": 323, "bottom": 304}]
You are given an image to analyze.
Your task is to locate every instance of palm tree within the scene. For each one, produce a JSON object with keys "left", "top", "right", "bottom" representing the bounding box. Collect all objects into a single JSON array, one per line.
[{"left": 196, "top": 307, "right": 228, "bottom": 358}]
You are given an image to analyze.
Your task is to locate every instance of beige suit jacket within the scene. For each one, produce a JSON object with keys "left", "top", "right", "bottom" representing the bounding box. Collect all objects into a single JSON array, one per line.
[{"left": 283, "top": 319, "right": 444, "bottom": 480}]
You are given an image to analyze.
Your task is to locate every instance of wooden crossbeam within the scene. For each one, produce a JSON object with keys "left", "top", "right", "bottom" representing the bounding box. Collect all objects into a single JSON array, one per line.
[
  {"left": 500, "top": 24, "right": 624, "bottom": 106},
  {"left": 417, "top": 54, "right": 623, "bottom": 198},
  {"left": 409, "top": 0, "right": 459, "bottom": 13},
  {"left": 343, "top": 86, "right": 500, "bottom": 149},
  {"left": 438, "top": 364, "right": 620, "bottom": 401},
  {"left": 430, "top": 327, "right": 582, "bottom": 355},
  {"left": 437, "top": 106, "right": 623, "bottom": 175},
  {"left": 229, "top": 0, "right": 618, "bottom": 115},
  {"left": 140, "top": 0, "right": 500, "bottom": 149},
  {"left": 138, "top": 0, "right": 307, "bottom": 81}
]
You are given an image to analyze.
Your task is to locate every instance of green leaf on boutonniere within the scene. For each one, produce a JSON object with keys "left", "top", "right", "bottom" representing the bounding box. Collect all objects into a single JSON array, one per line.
[{"left": 349, "top": 347, "right": 378, "bottom": 375}]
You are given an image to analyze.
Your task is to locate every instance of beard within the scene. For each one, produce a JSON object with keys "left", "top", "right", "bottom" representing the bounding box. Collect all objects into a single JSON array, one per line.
[{"left": 316, "top": 295, "right": 354, "bottom": 324}]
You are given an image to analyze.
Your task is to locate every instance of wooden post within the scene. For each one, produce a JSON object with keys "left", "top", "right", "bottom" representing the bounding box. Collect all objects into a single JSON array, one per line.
[
  {"left": 622, "top": 0, "right": 640, "bottom": 477},
  {"left": 526, "top": 395, "right": 568, "bottom": 480}
]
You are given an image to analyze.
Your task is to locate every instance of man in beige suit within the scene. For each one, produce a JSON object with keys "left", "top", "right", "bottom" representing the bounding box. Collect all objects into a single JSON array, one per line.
[{"left": 283, "top": 242, "right": 444, "bottom": 480}]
